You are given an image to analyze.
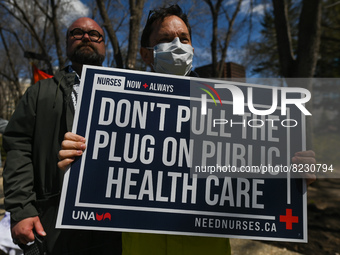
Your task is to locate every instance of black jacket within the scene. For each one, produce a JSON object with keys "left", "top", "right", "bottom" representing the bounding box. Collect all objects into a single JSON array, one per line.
[
  {"left": 3, "top": 67, "right": 75, "bottom": 222},
  {"left": 3, "top": 67, "right": 122, "bottom": 254},
  {"left": 2, "top": 67, "right": 76, "bottom": 253}
]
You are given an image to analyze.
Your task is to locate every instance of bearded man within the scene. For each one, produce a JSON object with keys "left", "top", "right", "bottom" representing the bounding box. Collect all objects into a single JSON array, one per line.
[{"left": 3, "top": 17, "right": 122, "bottom": 255}]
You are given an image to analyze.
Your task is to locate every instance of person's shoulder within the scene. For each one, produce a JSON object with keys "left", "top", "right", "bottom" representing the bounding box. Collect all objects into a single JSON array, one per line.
[
  {"left": 26, "top": 68, "right": 65, "bottom": 95},
  {"left": 53, "top": 66, "right": 73, "bottom": 80},
  {"left": 35, "top": 66, "right": 73, "bottom": 87}
]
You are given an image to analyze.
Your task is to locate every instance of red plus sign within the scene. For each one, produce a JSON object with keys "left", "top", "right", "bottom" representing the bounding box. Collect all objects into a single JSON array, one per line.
[{"left": 280, "top": 209, "right": 299, "bottom": 230}]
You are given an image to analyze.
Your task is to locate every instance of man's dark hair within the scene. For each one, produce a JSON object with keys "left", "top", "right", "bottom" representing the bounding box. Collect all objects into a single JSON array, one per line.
[{"left": 140, "top": 4, "right": 192, "bottom": 47}]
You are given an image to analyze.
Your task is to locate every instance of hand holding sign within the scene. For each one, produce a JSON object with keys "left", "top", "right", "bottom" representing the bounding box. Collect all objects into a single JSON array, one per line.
[
  {"left": 58, "top": 132, "right": 86, "bottom": 171},
  {"left": 292, "top": 150, "right": 317, "bottom": 185}
]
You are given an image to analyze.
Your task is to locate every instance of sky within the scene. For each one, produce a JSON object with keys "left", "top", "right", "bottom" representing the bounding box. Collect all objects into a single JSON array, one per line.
[
  {"left": 59, "top": 0, "right": 268, "bottom": 76},
  {"left": 60, "top": 0, "right": 91, "bottom": 26}
]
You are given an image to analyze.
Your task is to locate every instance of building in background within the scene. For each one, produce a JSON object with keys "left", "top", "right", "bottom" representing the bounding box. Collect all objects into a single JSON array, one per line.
[{"left": 194, "top": 62, "right": 246, "bottom": 80}]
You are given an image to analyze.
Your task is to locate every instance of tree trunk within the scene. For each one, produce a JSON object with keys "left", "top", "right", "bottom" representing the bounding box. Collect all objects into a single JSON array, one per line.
[
  {"left": 295, "top": 0, "right": 322, "bottom": 78},
  {"left": 96, "top": 0, "right": 124, "bottom": 68},
  {"left": 272, "top": 0, "right": 322, "bottom": 150},
  {"left": 126, "top": 0, "right": 145, "bottom": 70},
  {"left": 204, "top": 0, "right": 223, "bottom": 78},
  {"left": 272, "top": 0, "right": 295, "bottom": 77},
  {"left": 50, "top": 0, "right": 65, "bottom": 70},
  {"left": 272, "top": 0, "right": 321, "bottom": 78},
  {"left": 218, "top": 0, "right": 243, "bottom": 78}
]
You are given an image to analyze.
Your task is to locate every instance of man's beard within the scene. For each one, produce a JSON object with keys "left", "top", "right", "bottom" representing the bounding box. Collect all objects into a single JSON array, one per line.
[{"left": 69, "top": 43, "right": 105, "bottom": 66}]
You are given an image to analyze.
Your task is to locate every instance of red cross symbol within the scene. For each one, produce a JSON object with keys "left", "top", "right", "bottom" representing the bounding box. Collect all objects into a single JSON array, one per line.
[
  {"left": 280, "top": 209, "right": 299, "bottom": 230},
  {"left": 143, "top": 83, "right": 148, "bottom": 88}
]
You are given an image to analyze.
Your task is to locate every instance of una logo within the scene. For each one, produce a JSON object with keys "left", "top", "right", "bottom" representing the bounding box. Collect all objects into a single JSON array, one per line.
[
  {"left": 72, "top": 210, "right": 111, "bottom": 221},
  {"left": 200, "top": 83, "right": 223, "bottom": 115},
  {"left": 96, "top": 212, "right": 111, "bottom": 221}
]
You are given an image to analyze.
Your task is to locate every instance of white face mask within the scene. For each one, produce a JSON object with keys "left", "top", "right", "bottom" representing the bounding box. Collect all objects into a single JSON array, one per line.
[{"left": 150, "top": 37, "right": 194, "bottom": 76}]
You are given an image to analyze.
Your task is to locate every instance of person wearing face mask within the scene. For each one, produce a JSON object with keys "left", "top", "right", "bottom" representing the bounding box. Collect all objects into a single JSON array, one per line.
[
  {"left": 139, "top": 5, "right": 197, "bottom": 77},
  {"left": 145, "top": 37, "right": 194, "bottom": 75},
  {"left": 58, "top": 6, "right": 231, "bottom": 255},
  {"left": 121, "top": 5, "right": 232, "bottom": 254},
  {"left": 58, "top": 5, "right": 316, "bottom": 255},
  {"left": 126, "top": 5, "right": 315, "bottom": 254}
]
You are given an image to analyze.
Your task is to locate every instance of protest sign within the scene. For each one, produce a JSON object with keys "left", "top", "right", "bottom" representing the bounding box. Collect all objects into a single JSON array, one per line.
[{"left": 57, "top": 66, "right": 308, "bottom": 242}]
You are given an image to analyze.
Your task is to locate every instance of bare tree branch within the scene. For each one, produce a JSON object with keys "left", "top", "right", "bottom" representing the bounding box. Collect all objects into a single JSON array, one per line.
[
  {"left": 0, "top": 27, "right": 26, "bottom": 52},
  {"left": 33, "top": 0, "right": 64, "bottom": 70},
  {"left": 1, "top": 0, "right": 53, "bottom": 72},
  {"left": 0, "top": 29, "right": 22, "bottom": 101}
]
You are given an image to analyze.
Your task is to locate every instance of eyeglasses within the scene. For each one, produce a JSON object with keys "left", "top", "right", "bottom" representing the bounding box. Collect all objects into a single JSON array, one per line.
[{"left": 69, "top": 28, "right": 103, "bottom": 42}]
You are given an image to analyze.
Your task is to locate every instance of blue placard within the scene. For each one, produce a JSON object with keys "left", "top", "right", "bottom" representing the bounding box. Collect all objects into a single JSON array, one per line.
[{"left": 57, "top": 66, "right": 307, "bottom": 242}]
